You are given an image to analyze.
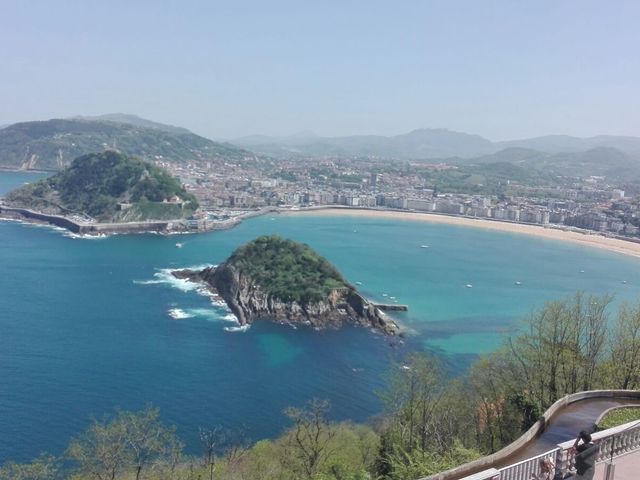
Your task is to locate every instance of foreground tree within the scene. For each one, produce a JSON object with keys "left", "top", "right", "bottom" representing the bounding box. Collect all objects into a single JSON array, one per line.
[
  {"left": 282, "top": 399, "right": 337, "bottom": 479},
  {"left": 607, "top": 301, "right": 640, "bottom": 389},
  {"left": 120, "top": 407, "right": 182, "bottom": 480},
  {"left": 375, "top": 355, "right": 481, "bottom": 479},
  {"left": 67, "top": 406, "right": 182, "bottom": 480},
  {"left": 505, "top": 293, "right": 611, "bottom": 409}
]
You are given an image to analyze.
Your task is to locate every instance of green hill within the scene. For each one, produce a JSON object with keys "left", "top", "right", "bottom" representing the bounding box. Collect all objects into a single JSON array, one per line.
[
  {"left": 226, "top": 235, "right": 348, "bottom": 304},
  {"left": 0, "top": 118, "right": 253, "bottom": 171},
  {"left": 4, "top": 151, "right": 198, "bottom": 222}
]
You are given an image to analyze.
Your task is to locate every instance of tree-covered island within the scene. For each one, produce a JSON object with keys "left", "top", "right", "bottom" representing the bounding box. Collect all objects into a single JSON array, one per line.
[
  {"left": 173, "top": 235, "right": 400, "bottom": 334},
  {"left": 2, "top": 150, "right": 198, "bottom": 223}
]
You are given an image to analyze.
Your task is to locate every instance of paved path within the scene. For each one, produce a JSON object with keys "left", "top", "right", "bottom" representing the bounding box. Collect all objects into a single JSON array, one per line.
[{"left": 594, "top": 449, "right": 640, "bottom": 480}]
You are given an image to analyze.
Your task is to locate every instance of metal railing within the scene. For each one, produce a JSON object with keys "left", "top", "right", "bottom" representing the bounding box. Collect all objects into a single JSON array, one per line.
[{"left": 497, "top": 449, "right": 559, "bottom": 480}]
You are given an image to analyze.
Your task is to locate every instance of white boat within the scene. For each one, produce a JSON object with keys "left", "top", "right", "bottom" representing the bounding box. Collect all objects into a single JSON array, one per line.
[
  {"left": 420, "top": 245, "right": 429, "bottom": 248},
  {"left": 355, "top": 281, "right": 362, "bottom": 285},
  {"left": 175, "top": 243, "right": 183, "bottom": 248},
  {"left": 465, "top": 284, "right": 473, "bottom": 288},
  {"left": 382, "top": 293, "right": 388, "bottom": 297},
  {"left": 515, "top": 281, "right": 522, "bottom": 286}
]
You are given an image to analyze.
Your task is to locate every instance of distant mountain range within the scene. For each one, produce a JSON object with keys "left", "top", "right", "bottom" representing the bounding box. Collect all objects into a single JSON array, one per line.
[
  {"left": 2, "top": 113, "right": 639, "bottom": 176},
  {"left": 460, "top": 146, "right": 640, "bottom": 182},
  {"left": 0, "top": 115, "right": 252, "bottom": 171},
  {"left": 234, "top": 128, "right": 640, "bottom": 159}
]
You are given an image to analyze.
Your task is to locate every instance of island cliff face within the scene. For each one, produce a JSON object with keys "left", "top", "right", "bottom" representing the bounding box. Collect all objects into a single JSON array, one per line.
[{"left": 173, "top": 236, "right": 399, "bottom": 335}]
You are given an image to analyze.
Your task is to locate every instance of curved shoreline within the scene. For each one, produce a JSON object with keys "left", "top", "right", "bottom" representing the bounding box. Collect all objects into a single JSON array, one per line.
[{"left": 281, "top": 206, "right": 640, "bottom": 260}]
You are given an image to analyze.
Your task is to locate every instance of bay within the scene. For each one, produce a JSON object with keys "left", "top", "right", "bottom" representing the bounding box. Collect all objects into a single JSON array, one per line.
[{"left": 1, "top": 172, "right": 639, "bottom": 463}]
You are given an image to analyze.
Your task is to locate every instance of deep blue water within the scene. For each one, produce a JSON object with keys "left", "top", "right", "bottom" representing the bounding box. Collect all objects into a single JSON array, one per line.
[{"left": 2, "top": 171, "right": 640, "bottom": 463}]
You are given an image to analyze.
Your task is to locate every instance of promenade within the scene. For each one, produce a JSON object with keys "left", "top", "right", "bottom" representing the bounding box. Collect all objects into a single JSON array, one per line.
[{"left": 594, "top": 449, "right": 640, "bottom": 480}]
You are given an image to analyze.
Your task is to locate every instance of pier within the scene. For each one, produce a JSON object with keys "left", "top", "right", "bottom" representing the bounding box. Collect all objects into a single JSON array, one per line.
[{"left": 372, "top": 303, "right": 408, "bottom": 311}]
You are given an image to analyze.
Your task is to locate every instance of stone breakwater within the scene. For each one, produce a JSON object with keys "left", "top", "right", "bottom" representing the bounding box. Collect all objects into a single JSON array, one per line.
[
  {"left": 0, "top": 205, "right": 242, "bottom": 236},
  {"left": 171, "top": 265, "right": 401, "bottom": 336}
]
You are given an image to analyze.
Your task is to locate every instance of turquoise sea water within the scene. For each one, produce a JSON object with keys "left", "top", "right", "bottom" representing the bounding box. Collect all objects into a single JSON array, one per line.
[{"left": 2, "top": 171, "right": 640, "bottom": 462}]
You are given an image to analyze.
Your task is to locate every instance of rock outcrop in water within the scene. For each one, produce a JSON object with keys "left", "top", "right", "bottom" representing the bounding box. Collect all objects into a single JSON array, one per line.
[{"left": 172, "top": 235, "right": 399, "bottom": 335}]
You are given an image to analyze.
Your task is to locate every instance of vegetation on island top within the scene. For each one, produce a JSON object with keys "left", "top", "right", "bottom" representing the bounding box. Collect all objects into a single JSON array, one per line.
[
  {"left": 4, "top": 150, "right": 198, "bottom": 222},
  {"left": 4, "top": 291, "right": 640, "bottom": 480},
  {"left": 226, "top": 235, "right": 348, "bottom": 304}
]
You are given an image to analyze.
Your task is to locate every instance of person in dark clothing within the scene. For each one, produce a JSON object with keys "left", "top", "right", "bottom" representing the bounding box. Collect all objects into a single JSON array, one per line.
[{"left": 572, "top": 431, "right": 598, "bottom": 480}]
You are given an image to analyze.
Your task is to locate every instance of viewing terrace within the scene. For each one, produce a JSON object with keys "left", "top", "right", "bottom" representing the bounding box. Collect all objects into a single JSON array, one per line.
[{"left": 422, "top": 391, "right": 640, "bottom": 480}]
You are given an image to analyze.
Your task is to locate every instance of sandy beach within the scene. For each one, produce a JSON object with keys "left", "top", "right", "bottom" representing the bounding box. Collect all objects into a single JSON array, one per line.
[{"left": 282, "top": 207, "right": 640, "bottom": 259}]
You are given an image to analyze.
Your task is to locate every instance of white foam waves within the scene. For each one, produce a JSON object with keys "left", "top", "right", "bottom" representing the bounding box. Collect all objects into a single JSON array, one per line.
[
  {"left": 133, "top": 265, "right": 214, "bottom": 293},
  {"left": 224, "top": 324, "right": 250, "bottom": 333},
  {"left": 168, "top": 308, "right": 195, "bottom": 319},
  {"left": 63, "top": 232, "right": 108, "bottom": 240},
  {"left": 136, "top": 265, "right": 248, "bottom": 332}
]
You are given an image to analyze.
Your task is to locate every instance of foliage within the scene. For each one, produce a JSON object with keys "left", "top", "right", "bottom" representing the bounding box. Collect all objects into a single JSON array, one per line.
[
  {"left": 0, "top": 454, "right": 60, "bottom": 480},
  {"left": 381, "top": 441, "right": 481, "bottom": 480},
  {"left": 227, "top": 235, "right": 348, "bottom": 304},
  {"left": 5, "top": 151, "right": 198, "bottom": 221},
  {"left": 597, "top": 407, "right": 640, "bottom": 430}
]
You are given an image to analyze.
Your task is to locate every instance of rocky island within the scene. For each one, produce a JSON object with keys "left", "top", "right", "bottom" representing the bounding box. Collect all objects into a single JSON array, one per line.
[
  {"left": 172, "top": 235, "right": 400, "bottom": 335},
  {"left": 1, "top": 150, "right": 199, "bottom": 234}
]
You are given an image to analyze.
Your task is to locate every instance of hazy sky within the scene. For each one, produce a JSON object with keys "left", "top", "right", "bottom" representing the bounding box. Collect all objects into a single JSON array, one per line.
[{"left": 1, "top": 0, "right": 638, "bottom": 140}]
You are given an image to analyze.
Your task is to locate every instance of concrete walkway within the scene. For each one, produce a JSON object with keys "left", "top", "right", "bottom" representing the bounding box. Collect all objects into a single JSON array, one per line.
[{"left": 594, "top": 449, "right": 640, "bottom": 480}]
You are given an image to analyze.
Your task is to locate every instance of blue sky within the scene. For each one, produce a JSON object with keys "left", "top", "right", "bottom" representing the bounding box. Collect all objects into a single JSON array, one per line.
[{"left": 1, "top": 0, "right": 638, "bottom": 140}]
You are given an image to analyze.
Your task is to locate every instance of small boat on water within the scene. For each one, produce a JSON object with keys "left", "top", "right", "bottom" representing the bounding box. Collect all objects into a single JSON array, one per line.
[
  {"left": 382, "top": 293, "right": 388, "bottom": 297},
  {"left": 515, "top": 281, "right": 522, "bottom": 286},
  {"left": 420, "top": 245, "right": 429, "bottom": 248},
  {"left": 580, "top": 270, "right": 585, "bottom": 273},
  {"left": 355, "top": 281, "right": 362, "bottom": 285},
  {"left": 175, "top": 243, "right": 184, "bottom": 248},
  {"left": 465, "top": 284, "right": 473, "bottom": 288}
]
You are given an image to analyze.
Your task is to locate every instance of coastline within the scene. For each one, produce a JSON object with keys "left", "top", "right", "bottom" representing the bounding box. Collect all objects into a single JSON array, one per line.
[
  {"left": 281, "top": 206, "right": 640, "bottom": 260},
  {"left": 0, "top": 205, "right": 237, "bottom": 236},
  {"left": 5, "top": 199, "right": 640, "bottom": 261},
  {"left": 0, "top": 204, "right": 275, "bottom": 236}
]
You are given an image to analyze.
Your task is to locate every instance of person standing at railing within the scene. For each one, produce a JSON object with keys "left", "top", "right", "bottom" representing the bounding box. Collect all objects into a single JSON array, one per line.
[
  {"left": 571, "top": 431, "right": 598, "bottom": 480},
  {"left": 530, "top": 456, "right": 561, "bottom": 480}
]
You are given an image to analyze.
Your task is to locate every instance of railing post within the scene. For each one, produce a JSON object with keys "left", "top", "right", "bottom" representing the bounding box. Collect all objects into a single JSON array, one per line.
[{"left": 603, "top": 462, "right": 615, "bottom": 480}]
